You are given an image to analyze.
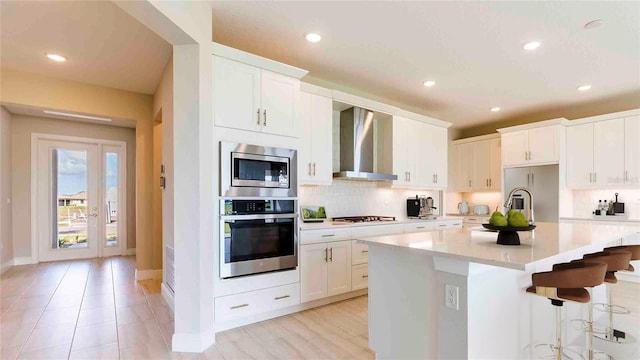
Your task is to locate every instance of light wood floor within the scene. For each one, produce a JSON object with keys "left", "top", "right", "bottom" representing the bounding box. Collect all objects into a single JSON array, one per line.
[{"left": 2, "top": 256, "right": 638, "bottom": 359}]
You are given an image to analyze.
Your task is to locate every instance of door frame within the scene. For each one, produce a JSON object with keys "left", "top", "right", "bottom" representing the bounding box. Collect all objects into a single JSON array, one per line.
[{"left": 31, "top": 133, "right": 128, "bottom": 263}]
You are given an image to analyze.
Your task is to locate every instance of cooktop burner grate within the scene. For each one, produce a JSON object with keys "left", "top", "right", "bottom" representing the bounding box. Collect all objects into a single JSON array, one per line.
[{"left": 331, "top": 216, "right": 397, "bottom": 223}]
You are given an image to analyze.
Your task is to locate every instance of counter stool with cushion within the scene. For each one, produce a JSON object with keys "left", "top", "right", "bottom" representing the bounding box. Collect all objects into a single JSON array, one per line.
[
  {"left": 588, "top": 247, "right": 637, "bottom": 344},
  {"left": 526, "top": 260, "right": 607, "bottom": 359}
]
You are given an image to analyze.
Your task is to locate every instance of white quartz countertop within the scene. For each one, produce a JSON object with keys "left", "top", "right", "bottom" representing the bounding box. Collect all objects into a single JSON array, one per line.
[
  {"left": 300, "top": 217, "right": 461, "bottom": 230},
  {"left": 357, "top": 221, "right": 640, "bottom": 271}
]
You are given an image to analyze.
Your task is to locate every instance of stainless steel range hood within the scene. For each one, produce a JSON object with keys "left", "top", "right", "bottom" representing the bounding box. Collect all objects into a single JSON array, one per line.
[{"left": 333, "top": 107, "right": 398, "bottom": 181}]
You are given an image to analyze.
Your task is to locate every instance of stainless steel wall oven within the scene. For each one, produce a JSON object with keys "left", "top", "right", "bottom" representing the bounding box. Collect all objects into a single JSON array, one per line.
[{"left": 220, "top": 198, "right": 298, "bottom": 278}]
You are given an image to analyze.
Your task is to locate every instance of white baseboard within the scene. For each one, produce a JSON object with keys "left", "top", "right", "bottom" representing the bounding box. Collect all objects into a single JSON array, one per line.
[
  {"left": 124, "top": 248, "right": 136, "bottom": 256},
  {"left": 214, "top": 288, "right": 368, "bottom": 332},
  {"left": 172, "top": 327, "right": 215, "bottom": 353},
  {"left": 135, "top": 269, "right": 162, "bottom": 281},
  {"left": 161, "top": 282, "right": 175, "bottom": 313},
  {"left": 13, "top": 257, "right": 36, "bottom": 266}
]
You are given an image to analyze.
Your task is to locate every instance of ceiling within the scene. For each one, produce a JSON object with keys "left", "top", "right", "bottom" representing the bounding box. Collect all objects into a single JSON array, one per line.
[
  {"left": 0, "top": 0, "right": 172, "bottom": 95},
  {"left": 211, "top": 1, "right": 640, "bottom": 130}
]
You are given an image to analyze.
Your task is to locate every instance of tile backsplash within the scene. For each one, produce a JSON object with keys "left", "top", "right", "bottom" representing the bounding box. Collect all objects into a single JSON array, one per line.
[
  {"left": 571, "top": 189, "right": 640, "bottom": 219},
  {"left": 299, "top": 180, "right": 441, "bottom": 220}
]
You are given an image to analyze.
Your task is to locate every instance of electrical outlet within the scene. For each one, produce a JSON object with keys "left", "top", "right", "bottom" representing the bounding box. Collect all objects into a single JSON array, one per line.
[{"left": 445, "top": 284, "right": 459, "bottom": 310}]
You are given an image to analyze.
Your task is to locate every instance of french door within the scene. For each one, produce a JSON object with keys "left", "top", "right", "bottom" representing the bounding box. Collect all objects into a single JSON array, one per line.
[{"left": 36, "top": 137, "right": 126, "bottom": 262}]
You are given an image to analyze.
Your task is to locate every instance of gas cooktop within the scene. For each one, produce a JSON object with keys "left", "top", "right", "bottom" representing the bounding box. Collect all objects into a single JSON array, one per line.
[{"left": 331, "top": 216, "right": 397, "bottom": 223}]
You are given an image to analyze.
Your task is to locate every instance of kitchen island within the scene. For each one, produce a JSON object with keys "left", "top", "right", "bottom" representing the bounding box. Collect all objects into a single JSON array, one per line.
[{"left": 358, "top": 221, "right": 640, "bottom": 359}]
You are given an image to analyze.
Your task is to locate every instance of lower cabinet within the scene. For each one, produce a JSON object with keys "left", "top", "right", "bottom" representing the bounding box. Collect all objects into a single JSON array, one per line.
[
  {"left": 351, "top": 264, "right": 369, "bottom": 291},
  {"left": 300, "top": 240, "right": 352, "bottom": 303},
  {"left": 214, "top": 283, "right": 300, "bottom": 323}
]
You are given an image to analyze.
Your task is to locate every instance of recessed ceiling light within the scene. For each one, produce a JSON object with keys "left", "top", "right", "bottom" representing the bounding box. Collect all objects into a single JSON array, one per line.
[
  {"left": 577, "top": 84, "right": 592, "bottom": 92},
  {"left": 490, "top": 107, "right": 501, "bottom": 112},
  {"left": 523, "top": 41, "right": 541, "bottom": 51},
  {"left": 305, "top": 33, "right": 321, "bottom": 43},
  {"left": 46, "top": 53, "right": 66, "bottom": 62},
  {"left": 43, "top": 110, "right": 112, "bottom": 122},
  {"left": 584, "top": 19, "right": 604, "bottom": 30},
  {"left": 423, "top": 80, "right": 436, "bottom": 87}
]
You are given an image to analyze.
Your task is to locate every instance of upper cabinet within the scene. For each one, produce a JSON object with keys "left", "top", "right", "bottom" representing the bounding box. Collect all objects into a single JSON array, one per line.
[
  {"left": 501, "top": 125, "right": 561, "bottom": 167},
  {"left": 392, "top": 116, "right": 448, "bottom": 189},
  {"left": 566, "top": 115, "right": 639, "bottom": 188},
  {"left": 450, "top": 135, "right": 501, "bottom": 192},
  {"left": 299, "top": 91, "right": 333, "bottom": 185},
  {"left": 213, "top": 56, "right": 300, "bottom": 137}
]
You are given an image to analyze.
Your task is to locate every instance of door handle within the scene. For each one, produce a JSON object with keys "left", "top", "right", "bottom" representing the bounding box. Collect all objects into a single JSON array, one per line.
[
  {"left": 416, "top": 226, "right": 425, "bottom": 229},
  {"left": 324, "top": 248, "right": 328, "bottom": 262},
  {"left": 408, "top": 171, "right": 411, "bottom": 182},
  {"left": 230, "top": 304, "right": 249, "bottom": 310},
  {"left": 329, "top": 247, "right": 333, "bottom": 262},
  {"left": 361, "top": 250, "right": 368, "bottom": 254},
  {"left": 362, "top": 275, "right": 369, "bottom": 279},
  {"left": 263, "top": 109, "right": 267, "bottom": 126},
  {"left": 594, "top": 172, "right": 597, "bottom": 183},
  {"left": 313, "top": 163, "right": 316, "bottom": 176},
  {"left": 274, "top": 295, "right": 290, "bottom": 301},
  {"left": 256, "top": 108, "right": 261, "bottom": 125},
  {"left": 321, "top": 234, "right": 335, "bottom": 237},
  {"left": 489, "top": 178, "right": 492, "bottom": 187},
  {"left": 308, "top": 162, "right": 312, "bottom": 176}
]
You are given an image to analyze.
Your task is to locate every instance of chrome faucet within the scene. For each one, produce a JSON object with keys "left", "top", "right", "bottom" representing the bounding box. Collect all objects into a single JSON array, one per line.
[{"left": 504, "top": 187, "right": 535, "bottom": 225}]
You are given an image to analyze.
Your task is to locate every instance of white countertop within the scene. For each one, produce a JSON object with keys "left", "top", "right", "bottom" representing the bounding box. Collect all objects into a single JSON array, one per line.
[
  {"left": 300, "top": 217, "right": 461, "bottom": 230},
  {"left": 357, "top": 221, "right": 640, "bottom": 271}
]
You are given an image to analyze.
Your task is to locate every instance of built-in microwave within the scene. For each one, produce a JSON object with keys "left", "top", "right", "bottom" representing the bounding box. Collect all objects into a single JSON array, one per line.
[
  {"left": 220, "top": 198, "right": 298, "bottom": 278},
  {"left": 220, "top": 142, "right": 297, "bottom": 197}
]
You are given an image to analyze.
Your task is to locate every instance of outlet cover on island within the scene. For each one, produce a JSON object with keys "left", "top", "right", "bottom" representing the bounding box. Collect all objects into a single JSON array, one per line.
[{"left": 445, "top": 284, "right": 459, "bottom": 310}]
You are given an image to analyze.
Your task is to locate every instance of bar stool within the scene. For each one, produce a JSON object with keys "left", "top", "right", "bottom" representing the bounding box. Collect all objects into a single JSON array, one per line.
[
  {"left": 527, "top": 260, "right": 607, "bottom": 359},
  {"left": 591, "top": 246, "right": 638, "bottom": 344}
]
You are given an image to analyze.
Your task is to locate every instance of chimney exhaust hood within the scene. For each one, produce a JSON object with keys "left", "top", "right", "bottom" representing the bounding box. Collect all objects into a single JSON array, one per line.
[{"left": 333, "top": 107, "right": 398, "bottom": 181}]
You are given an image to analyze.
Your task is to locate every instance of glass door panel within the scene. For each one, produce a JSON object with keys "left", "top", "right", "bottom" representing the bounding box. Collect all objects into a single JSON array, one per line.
[
  {"left": 54, "top": 149, "right": 89, "bottom": 249},
  {"left": 105, "top": 152, "right": 118, "bottom": 248}
]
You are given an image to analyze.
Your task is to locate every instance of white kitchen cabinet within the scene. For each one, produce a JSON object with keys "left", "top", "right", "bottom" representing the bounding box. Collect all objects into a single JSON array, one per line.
[
  {"left": 393, "top": 116, "right": 448, "bottom": 189},
  {"left": 300, "top": 240, "right": 352, "bottom": 303},
  {"left": 434, "top": 219, "right": 463, "bottom": 230},
  {"left": 624, "top": 116, "right": 639, "bottom": 185},
  {"left": 215, "top": 283, "right": 300, "bottom": 323},
  {"left": 351, "top": 241, "right": 369, "bottom": 265},
  {"left": 351, "top": 264, "right": 369, "bottom": 291},
  {"left": 451, "top": 136, "right": 501, "bottom": 191},
  {"left": 566, "top": 118, "right": 632, "bottom": 188},
  {"left": 300, "top": 227, "right": 352, "bottom": 245},
  {"left": 403, "top": 222, "right": 435, "bottom": 233},
  {"left": 593, "top": 119, "right": 625, "bottom": 186},
  {"left": 502, "top": 126, "right": 559, "bottom": 167},
  {"left": 213, "top": 56, "right": 299, "bottom": 137},
  {"left": 299, "top": 92, "right": 333, "bottom": 185}
]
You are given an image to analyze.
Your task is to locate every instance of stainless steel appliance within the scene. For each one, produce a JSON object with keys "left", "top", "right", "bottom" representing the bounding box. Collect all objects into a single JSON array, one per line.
[
  {"left": 220, "top": 142, "right": 297, "bottom": 197},
  {"left": 503, "top": 165, "right": 558, "bottom": 222},
  {"left": 407, "top": 195, "right": 437, "bottom": 219},
  {"left": 333, "top": 107, "right": 398, "bottom": 181},
  {"left": 220, "top": 198, "right": 298, "bottom": 278}
]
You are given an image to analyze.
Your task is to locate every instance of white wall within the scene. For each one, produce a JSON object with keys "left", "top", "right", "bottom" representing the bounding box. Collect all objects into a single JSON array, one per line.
[
  {"left": 0, "top": 107, "right": 13, "bottom": 272},
  {"left": 10, "top": 115, "right": 137, "bottom": 259},
  {"left": 300, "top": 180, "right": 442, "bottom": 219}
]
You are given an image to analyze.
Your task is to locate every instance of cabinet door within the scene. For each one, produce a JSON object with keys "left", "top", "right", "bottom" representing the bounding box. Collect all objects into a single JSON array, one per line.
[
  {"left": 310, "top": 94, "right": 333, "bottom": 184},
  {"left": 488, "top": 138, "right": 501, "bottom": 190},
  {"left": 566, "top": 124, "right": 594, "bottom": 188},
  {"left": 298, "top": 92, "right": 314, "bottom": 184},
  {"left": 327, "top": 240, "right": 352, "bottom": 297},
  {"left": 260, "top": 70, "right": 300, "bottom": 137},
  {"left": 300, "top": 243, "right": 328, "bottom": 303},
  {"left": 625, "top": 116, "right": 640, "bottom": 185},
  {"left": 429, "top": 125, "right": 448, "bottom": 188},
  {"left": 414, "top": 121, "right": 434, "bottom": 187},
  {"left": 472, "top": 140, "right": 490, "bottom": 190},
  {"left": 594, "top": 119, "right": 625, "bottom": 186},
  {"left": 528, "top": 126, "right": 558, "bottom": 164},
  {"left": 392, "top": 117, "right": 410, "bottom": 186},
  {"left": 213, "top": 56, "right": 261, "bottom": 132},
  {"left": 456, "top": 143, "right": 473, "bottom": 190},
  {"left": 502, "top": 131, "right": 528, "bottom": 166}
]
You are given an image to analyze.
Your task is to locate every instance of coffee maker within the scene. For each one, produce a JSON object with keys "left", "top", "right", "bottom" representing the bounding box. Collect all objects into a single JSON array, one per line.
[{"left": 407, "top": 195, "right": 437, "bottom": 219}]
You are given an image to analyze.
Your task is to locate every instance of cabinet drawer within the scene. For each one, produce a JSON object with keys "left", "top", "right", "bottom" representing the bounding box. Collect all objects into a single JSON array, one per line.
[
  {"left": 463, "top": 216, "right": 489, "bottom": 225},
  {"left": 352, "top": 240, "right": 369, "bottom": 265},
  {"left": 352, "top": 264, "right": 368, "bottom": 291},
  {"left": 300, "top": 228, "right": 352, "bottom": 244},
  {"left": 434, "top": 220, "right": 463, "bottom": 230},
  {"left": 403, "top": 222, "right": 435, "bottom": 233},
  {"left": 215, "top": 283, "right": 300, "bottom": 323},
  {"left": 351, "top": 223, "right": 404, "bottom": 238}
]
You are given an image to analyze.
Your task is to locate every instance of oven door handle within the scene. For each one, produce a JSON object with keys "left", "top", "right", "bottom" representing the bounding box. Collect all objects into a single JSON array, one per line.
[{"left": 220, "top": 213, "right": 298, "bottom": 221}]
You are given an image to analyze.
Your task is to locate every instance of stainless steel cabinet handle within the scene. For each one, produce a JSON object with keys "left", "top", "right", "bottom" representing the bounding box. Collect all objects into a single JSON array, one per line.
[
  {"left": 308, "top": 162, "right": 312, "bottom": 176},
  {"left": 408, "top": 171, "right": 411, "bottom": 182},
  {"left": 489, "top": 178, "right": 492, "bottom": 187},
  {"left": 313, "top": 163, "right": 316, "bottom": 176},
  {"left": 230, "top": 304, "right": 249, "bottom": 310},
  {"left": 594, "top": 172, "right": 597, "bottom": 183},
  {"left": 416, "top": 226, "right": 425, "bottom": 229},
  {"left": 256, "top": 108, "right": 261, "bottom": 125},
  {"left": 362, "top": 275, "right": 369, "bottom": 279},
  {"left": 436, "top": 174, "right": 438, "bottom": 183},
  {"left": 274, "top": 295, "right": 290, "bottom": 300},
  {"left": 321, "top": 234, "right": 335, "bottom": 237},
  {"left": 263, "top": 109, "right": 267, "bottom": 126},
  {"left": 361, "top": 250, "right": 368, "bottom": 253},
  {"left": 468, "top": 180, "right": 472, "bottom": 187},
  {"left": 329, "top": 247, "right": 333, "bottom": 261},
  {"left": 324, "top": 248, "right": 328, "bottom": 262},
  {"left": 438, "top": 224, "right": 447, "bottom": 227}
]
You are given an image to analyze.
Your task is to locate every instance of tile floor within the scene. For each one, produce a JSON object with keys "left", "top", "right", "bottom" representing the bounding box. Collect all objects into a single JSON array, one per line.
[{"left": 2, "top": 256, "right": 638, "bottom": 359}]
